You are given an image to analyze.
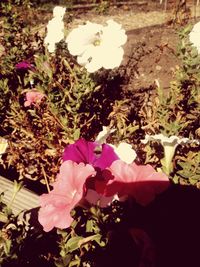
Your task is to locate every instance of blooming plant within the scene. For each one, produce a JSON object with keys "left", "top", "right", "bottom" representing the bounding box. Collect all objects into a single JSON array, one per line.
[
  {"left": 189, "top": 21, "right": 200, "bottom": 53},
  {"left": 66, "top": 20, "right": 127, "bottom": 72},
  {"left": 0, "top": 1, "right": 200, "bottom": 266},
  {"left": 24, "top": 90, "right": 45, "bottom": 107},
  {"left": 44, "top": 6, "right": 66, "bottom": 53},
  {"left": 142, "top": 134, "right": 199, "bottom": 175},
  {"left": 38, "top": 138, "right": 169, "bottom": 265}
]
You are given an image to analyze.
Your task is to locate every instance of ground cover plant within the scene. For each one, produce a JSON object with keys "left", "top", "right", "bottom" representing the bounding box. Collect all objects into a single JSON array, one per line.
[{"left": 0, "top": 1, "right": 200, "bottom": 267}]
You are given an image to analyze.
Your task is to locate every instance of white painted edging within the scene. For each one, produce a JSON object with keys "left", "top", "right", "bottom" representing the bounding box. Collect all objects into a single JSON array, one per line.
[{"left": 0, "top": 176, "right": 39, "bottom": 215}]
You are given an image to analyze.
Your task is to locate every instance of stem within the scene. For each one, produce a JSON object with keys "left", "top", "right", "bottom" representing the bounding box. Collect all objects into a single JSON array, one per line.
[{"left": 41, "top": 165, "right": 50, "bottom": 193}]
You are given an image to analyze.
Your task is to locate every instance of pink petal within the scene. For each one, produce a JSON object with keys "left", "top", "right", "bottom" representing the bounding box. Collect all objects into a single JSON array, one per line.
[
  {"left": 104, "top": 160, "right": 169, "bottom": 206},
  {"left": 94, "top": 144, "right": 119, "bottom": 170},
  {"left": 63, "top": 139, "right": 97, "bottom": 164},
  {"left": 63, "top": 139, "right": 119, "bottom": 170},
  {"left": 38, "top": 160, "right": 96, "bottom": 231},
  {"left": 38, "top": 202, "right": 74, "bottom": 232}
]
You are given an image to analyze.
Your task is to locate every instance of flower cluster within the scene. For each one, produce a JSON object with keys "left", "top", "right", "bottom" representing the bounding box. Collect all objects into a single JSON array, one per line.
[
  {"left": 38, "top": 138, "right": 169, "bottom": 232},
  {"left": 44, "top": 7, "right": 127, "bottom": 72}
]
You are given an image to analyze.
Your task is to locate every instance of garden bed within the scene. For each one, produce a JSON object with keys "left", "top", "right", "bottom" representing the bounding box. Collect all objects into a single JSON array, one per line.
[{"left": 0, "top": 1, "right": 200, "bottom": 267}]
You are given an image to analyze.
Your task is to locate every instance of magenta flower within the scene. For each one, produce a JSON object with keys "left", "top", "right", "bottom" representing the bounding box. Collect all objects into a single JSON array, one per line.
[
  {"left": 38, "top": 160, "right": 96, "bottom": 232},
  {"left": 63, "top": 138, "right": 119, "bottom": 170},
  {"left": 24, "top": 90, "right": 45, "bottom": 107},
  {"left": 15, "top": 61, "right": 33, "bottom": 70},
  {"left": 97, "top": 160, "right": 170, "bottom": 206}
]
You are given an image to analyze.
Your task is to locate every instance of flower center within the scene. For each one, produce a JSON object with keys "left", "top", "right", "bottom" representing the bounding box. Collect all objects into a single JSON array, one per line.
[
  {"left": 93, "top": 31, "right": 102, "bottom": 46},
  {"left": 93, "top": 39, "right": 101, "bottom": 46}
]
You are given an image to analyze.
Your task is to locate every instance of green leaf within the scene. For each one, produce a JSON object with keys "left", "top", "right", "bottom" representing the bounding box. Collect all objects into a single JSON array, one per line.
[
  {"left": 73, "top": 128, "right": 80, "bottom": 140},
  {"left": 66, "top": 236, "right": 83, "bottom": 253},
  {"left": 69, "top": 258, "right": 80, "bottom": 267},
  {"left": 86, "top": 219, "right": 94, "bottom": 232}
]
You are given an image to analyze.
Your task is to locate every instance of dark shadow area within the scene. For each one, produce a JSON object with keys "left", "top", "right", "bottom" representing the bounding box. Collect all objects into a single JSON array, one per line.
[{"left": 142, "top": 184, "right": 200, "bottom": 267}]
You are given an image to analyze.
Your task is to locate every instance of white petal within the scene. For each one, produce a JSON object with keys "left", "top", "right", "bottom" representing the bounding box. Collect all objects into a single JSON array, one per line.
[
  {"left": 109, "top": 142, "right": 137, "bottom": 164},
  {"left": 102, "top": 20, "right": 127, "bottom": 47},
  {"left": 66, "top": 22, "right": 103, "bottom": 56},
  {"left": 102, "top": 46, "right": 124, "bottom": 69},
  {"left": 189, "top": 21, "right": 200, "bottom": 53},
  {"left": 53, "top": 6, "right": 66, "bottom": 19}
]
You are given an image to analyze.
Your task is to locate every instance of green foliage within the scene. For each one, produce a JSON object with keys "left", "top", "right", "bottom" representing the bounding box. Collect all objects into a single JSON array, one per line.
[
  {"left": 139, "top": 26, "right": 200, "bottom": 138},
  {"left": 56, "top": 200, "right": 127, "bottom": 267},
  {"left": 174, "top": 151, "right": 200, "bottom": 185}
]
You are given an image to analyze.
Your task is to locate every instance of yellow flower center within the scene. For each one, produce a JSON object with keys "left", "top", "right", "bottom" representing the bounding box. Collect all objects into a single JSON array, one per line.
[{"left": 93, "top": 39, "right": 101, "bottom": 46}]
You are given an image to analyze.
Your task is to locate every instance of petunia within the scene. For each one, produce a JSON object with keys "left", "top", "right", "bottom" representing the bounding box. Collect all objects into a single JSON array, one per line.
[
  {"left": 95, "top": 127, "right": 136, "bottom": 164},
  {"left": 109, "top": 142, "right": 137, "bottom": 164},
  {"left": 62, "top": 138, "right": 119, "bottom": 170},
  {"left": 85, "top": 188, "right": 118, "bottom": 208},
  {"left": 66, "top": 19, "right": 127, "bottom": 72},
  {"left": 189, "top": 21, "right": 200, "bottom": 53},
  {"left": 52, "top": 6, "right": 66, "bottom": 18},
  {"left": 44, "top": 6, "right": 66, "bottom": 53},
  {"left": 24, "top": 90, "right": 45, "bottom": 107},
  {"left": 99, "top": 160, "right": 169, "bottom": 206},
  {"left": 95, "top": 126, "right": 116, "bottom": 144},
  {"left": 38, "top": 160, "right": 96, "bottom": 232},
  {"left": 141, "top": 134, "right": 199, "bottom": 175},
  {"left": 0, "top": 137, "right": 8, "bottom": 158},
  {"left": 15, "top": 61, "right": 33, "bottom": 70}
]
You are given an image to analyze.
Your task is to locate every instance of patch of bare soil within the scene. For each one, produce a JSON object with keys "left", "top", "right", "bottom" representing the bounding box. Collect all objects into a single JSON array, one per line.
[{"left": 122, "top": 24, "right": 180, "bottom": 91}]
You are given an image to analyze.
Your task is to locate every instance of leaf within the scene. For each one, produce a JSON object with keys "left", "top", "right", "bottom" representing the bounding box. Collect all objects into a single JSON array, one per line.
[
  {"left": 73, "top": 128, "right": 80, "bottom": 140},
  {"left": 69, "top": 258, "right": 80, "bottom": 267},
  {"left": 78, "top": 234, "right": 105, "bottom": 248},
  {"left": 86, "top": 219, "right": 94, "bottom": 232},
  {"left": 66, "top": 236, "right": 83, "bottom": 253}
]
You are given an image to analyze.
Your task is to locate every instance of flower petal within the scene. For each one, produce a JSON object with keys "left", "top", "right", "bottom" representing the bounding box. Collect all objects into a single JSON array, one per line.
[
  {"left": 105, "top": 160, "right": 169, "bottom": 206},
  {"left": 38, "top": 160, "right": 96, "bottom": 231},
  {"left": 63, "top": 139, "right": 118, "bottom": 170},
  {"left": 63, "top": 139, "right": 97, "bottom": 165},
  {"left": 94, "top": 144, "right": 119, "bottom": 170}
]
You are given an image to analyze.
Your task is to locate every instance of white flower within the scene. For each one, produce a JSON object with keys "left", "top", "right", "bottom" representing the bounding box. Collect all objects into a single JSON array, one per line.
[
  {"left": 96, "top": 126, "right": 116, "bottom": 144},
  {"left": 141, "top": 134, "right": 191, "bottom": 146},
  {"left": 109, "top": 142, "right": 137, "bottom": 164},
  {"left": 53, "top": 6, "right": 66, "bottom": 19},
  {"left": 44, "top": 6, "right": 66, "bottom": 53},
  {"left": 141, "top": 134, "right": 199, "bottom": 175},
  {"left": 66, "top": 19, "right": 127, "bottom": 72},
  {"left": 0, "top": 137, "right": 8, "bottom": 158},
  {"left": 189, "top": 21, "right": 200, "bottom": 53}
]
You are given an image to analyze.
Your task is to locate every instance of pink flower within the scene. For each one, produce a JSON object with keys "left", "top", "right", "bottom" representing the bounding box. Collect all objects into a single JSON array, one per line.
[
  {"left": 63, "top": 138, "right": 119, "bottom": 170},
  {"left": 97, "top": 160, "right": 169, "bottom": 206},
  {"left": 38, "top": 160, "right": 96, "bottom": 232},
  {"left": 24, "top": 90, "right": 45, "bottom": 107},
  {"left": 85, "top": 188, "right": 118, "bottom": 208},
  {"left": 15, "top": 61, "right": 33, "bottom": 70}
]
